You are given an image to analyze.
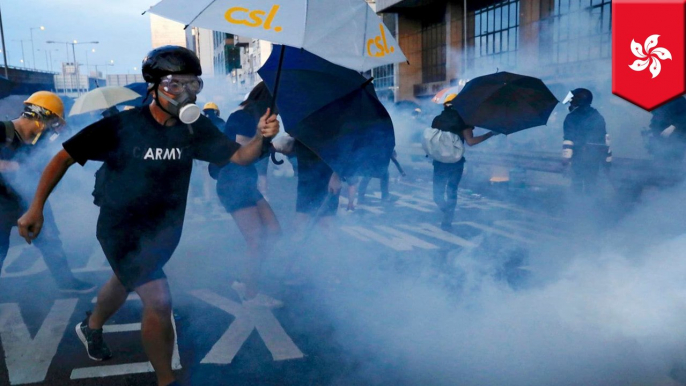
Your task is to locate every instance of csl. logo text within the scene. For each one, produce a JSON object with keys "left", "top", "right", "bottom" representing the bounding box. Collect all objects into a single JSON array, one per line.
[
  {"left": 367, "top": 23, "right": 395, "bottom": 58},
  {"left": 224, "top": 4, "right": 282, "bottom": 32}
]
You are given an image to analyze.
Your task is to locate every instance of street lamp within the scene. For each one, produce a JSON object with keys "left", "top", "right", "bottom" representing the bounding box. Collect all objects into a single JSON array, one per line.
[
  {"left": 29, "top": 26, "right": 44, "bottom": 70},
  {"left": 12, "top": 40, "right": 28, "bottom": 68},
  {"left": 0, "top": 3, "right": 9, "bottom": 77},
  {"left": 46, "top": 40, "right": 98, "bottom": 96}
]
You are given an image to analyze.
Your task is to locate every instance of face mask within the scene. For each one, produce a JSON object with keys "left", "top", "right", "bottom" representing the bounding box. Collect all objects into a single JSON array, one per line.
[{"left": 158, "top": 91, "right": 201, "bottom": 124}]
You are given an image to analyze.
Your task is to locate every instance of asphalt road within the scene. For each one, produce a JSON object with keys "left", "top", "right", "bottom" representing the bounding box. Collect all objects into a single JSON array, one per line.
[{"left": 0, "top": 159, "right": 662, "bottom": 386}]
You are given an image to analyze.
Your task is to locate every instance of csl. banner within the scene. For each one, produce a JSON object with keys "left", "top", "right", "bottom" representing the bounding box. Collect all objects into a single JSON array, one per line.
[{"left": 612, "top": 0, "right": 686, "bottom": 111}]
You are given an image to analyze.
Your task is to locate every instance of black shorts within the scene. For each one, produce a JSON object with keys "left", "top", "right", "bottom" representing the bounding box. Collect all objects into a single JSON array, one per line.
[
  {"left": 216, "top": 163, "right": 263, "bottom": 213},
  {"left": 96, "top": 208, "right": 183, "bottom": 291},
  {"left": 295, "top": 142, "right": 339, "bottom": 216}
]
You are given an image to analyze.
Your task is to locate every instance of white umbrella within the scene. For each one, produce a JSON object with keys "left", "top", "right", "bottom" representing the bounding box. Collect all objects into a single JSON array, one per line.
[
  {"left": 69, "top": 86, "right": 141, "bottom": 116},
  {"left": 146, "top": 0, "right": 406, "bottom": 72}
]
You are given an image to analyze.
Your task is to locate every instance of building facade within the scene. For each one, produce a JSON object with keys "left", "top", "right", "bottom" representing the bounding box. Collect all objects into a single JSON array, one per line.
[
  {"left": 377, "top": 0, "right": 612, "bottom": 102},
  {"left": 150, "top": 14, "right": 187, "bottom": 49}
]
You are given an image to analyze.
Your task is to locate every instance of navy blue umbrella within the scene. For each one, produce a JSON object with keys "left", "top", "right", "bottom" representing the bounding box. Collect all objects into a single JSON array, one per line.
[
  {"left": 121, "top": 82, "right": 150, "bottom": 107},
  {"left": 258, "top": 45, "right": 395, "bottom": 178}
]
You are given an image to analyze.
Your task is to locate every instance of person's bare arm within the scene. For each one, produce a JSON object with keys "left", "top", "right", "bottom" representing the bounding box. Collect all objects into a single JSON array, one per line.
[
  {"left": 17, "top": 149, "right": 75, "bottom": 243},
  {"left": 229, "top": 108, "right": 279, "bottom": 166},
  {"left": 463, "top": 127, "right": 498, "bottom": 147}
]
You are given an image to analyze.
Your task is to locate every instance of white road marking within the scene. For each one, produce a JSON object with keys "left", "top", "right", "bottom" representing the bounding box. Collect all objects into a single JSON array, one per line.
[
  {"left": 0, "top": 299, "right": 78, "bottom": 385},
  {"left": 91, "top": 293, "right": 140, "bottom": 303},
  {"left": 453, "top": 222, "right": 534, "bottom": 244},
  {"left": 340, "top": 226, "right": 439, "bottom": 251},
  {"left": 0, "top": 246, "right": 47, "bottom": 278},
  {"left": 73, "top": 247, "right": 110, "bottom": 273},
  {"left": 191, "top": 289, "right": 304, "bottom": 364},
  {"left": 70, "top": 295, "right": 181, "bottom": 380},
  {"left": 397, "top": 223, "right": 479, "bottom": 248}
]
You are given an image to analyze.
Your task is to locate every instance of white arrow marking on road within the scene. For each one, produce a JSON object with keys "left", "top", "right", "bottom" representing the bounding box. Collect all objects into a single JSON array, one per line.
[
  {"left": 0, "top": 246, "right": 47, "bottom": 278},
  {"left": 191, "top": 289, "right": 304, "bottom": 364},
  {"left": 0, "top": 299, "right": 78, "bottom": 385},
  {"left": 397, "top": 223, "right": 478, "bottom": 248}
]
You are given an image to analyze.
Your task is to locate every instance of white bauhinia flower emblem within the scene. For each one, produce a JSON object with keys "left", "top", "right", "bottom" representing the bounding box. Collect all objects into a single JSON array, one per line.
[{"left": 629, "top": 35, "right": 672, "bottom": 78}]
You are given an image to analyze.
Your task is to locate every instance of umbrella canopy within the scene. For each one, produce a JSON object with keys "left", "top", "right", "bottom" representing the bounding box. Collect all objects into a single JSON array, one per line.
[
  {"left": 69, "top": 86, "right": 141, "bottom": 116},
  {"left": 258, "top": 45, "right": 395, "bottom": 178},
  {"left": 147, "top": 0, "right": 406, "bottom": 72},
  {"left": 432, "top": 85, "right": 461, "bottom": 104},
  {"left": 452, "top": 72, "right": 559, "bottom": 135}
]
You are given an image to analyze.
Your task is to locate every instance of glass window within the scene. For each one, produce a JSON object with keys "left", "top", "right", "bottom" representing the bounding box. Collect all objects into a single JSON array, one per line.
[{"left": 472, "top": 0, "right": 519, "bottom": 70}]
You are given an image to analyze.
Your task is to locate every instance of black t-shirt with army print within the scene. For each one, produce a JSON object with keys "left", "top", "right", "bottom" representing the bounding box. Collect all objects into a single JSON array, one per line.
[{"left": 63, "top": 106, "right": 241, "bottom": 220}]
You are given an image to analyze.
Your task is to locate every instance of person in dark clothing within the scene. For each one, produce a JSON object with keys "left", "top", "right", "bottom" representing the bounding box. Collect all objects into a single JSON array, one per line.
[
  {"left": 643, "top": 97, "right": 686, "bottom": 162},
  {"left": 17, "top": 46, "right": 279, "bottom": 386},
  {"left": 0, "top": 91, "right": 94, "bottom": 293},
  {"left": 561, "top": 88, "right": 611, "bottom": 194},
  {"left": 430, "top": 94, "right": 497, "bottom": 230},
  {"left": 295, "top": 140, "right": 341, "bottom": 221},
  {"left": 202, "top": 102, "right": 225, "bottom": 129},
  {"left": 212, "top": 82, "right": 282, "bottom": 308},
  {"left": 358, "top": 150, "right": 406, "bottom": 204}
]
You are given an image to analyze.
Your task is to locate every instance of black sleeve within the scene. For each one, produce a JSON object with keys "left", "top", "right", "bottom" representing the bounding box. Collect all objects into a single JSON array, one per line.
[
  {"left": 193, "top": 117, "right": 242, "bottom": 165},
  {"left": 225, "top": 110, "right": 257, "bottom": 138},
  {"left": 2, "top": 121, "right": 15, "bottom": 148},
  {"left": 62, "top": 116, "right": 119, "bottom": 166}
]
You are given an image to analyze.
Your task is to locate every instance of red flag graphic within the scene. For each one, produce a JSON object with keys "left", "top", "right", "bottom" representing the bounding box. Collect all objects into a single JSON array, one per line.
[{"left": 612, "top": 0, "right": 686, "bottom": 111}]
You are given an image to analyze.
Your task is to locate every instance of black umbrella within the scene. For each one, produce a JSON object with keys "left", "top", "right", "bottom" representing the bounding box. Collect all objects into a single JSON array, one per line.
[
  {"left": 453, "top": 72, "right": 558, "bottom": 135},
  {"left": 258, "top": 45, "right": 395, "bottom": 178}
]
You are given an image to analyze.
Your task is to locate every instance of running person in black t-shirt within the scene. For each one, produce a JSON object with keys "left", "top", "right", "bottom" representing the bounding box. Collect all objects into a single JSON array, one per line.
[
  {"left": 213, "top": 82, "right": 282, "bottom": 307},
  {"left": 17, "top": 46, "right": 279, "bottom": 386}
]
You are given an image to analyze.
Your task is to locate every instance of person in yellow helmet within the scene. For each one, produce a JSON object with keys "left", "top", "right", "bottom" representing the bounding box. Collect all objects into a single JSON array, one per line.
[
  {"left": 202, "top": 101, "right": 225, "bottom": 129},
  {"left": 0, "top": 91, "right": 95, "bottom": 293},
  {"left": 429, "top": 93, "right": 498, "bottom": 230}
]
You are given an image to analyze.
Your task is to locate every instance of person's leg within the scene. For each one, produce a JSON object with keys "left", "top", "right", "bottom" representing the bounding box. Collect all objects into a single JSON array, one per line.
[
  {"left": 380, "top": 170, "right": 391, "bottom": 200},
  {"left": 443, "top": 162, "right": 465, "bottom": 227},
  {"left": 135, "top": 278, "right": 176, "bottom": 386},
  {"left": 357, "top": 177, "right": 372, "bottom": 202},
  {"left": 230, "top": 205, "right": 268, "bottom": 300},
  {"left": 0, "top": 215, "right": 13, "bottom": 272},
  {"left": 89, "top": 274, "right": 129, "bottom": 329},
  {"left": 432, "top": 162, "right": 449, "bottom": 211},
  {"left": 33, "top": 202, "right": 94, "bottom": 292}
]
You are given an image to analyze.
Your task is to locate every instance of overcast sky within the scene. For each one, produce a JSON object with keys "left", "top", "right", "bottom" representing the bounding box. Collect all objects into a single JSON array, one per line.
[{"left": 1, "top": 0, "right": 159, "bottom": 75}]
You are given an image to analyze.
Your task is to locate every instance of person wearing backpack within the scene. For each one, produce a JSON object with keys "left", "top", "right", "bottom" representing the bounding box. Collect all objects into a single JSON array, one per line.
[{"left": 424, "top": 94, "right": 498, "bottom": 230}]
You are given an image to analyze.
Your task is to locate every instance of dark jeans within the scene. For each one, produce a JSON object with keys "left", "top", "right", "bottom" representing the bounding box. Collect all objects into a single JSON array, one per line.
[
  {"left": 571, "top": 147, "right": 604, "bottom": 195},
  {"left": 432, "top": 160, "right": 465, "bottom": 224},
  {"left": 0, "top": 199, "right": 76, "bottom": 284},
  {"left": 358, "top": 170, "right": 390, "bottom": 200}
]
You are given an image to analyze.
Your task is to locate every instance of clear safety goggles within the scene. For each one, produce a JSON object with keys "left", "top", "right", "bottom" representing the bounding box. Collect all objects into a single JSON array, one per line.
[{"left": 160, "top": 75, "right": 203, "bottom": 96}]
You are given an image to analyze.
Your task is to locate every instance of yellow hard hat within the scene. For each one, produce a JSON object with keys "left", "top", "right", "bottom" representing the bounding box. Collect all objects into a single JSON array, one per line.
[
  {"left": 24, "top": 91, "right": 65, "bottom": 122},
  {"left": 203, "top": 102, "right": 219, "bottom": 111},
  {"left": 444, "top": 93, "right": 457, "bottom": 104}
]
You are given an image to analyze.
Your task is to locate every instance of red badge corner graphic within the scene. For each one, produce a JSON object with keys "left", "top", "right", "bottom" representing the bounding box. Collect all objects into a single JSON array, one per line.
[{"left": 612, "top": 0, "right": 686, "bottom": 111}]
